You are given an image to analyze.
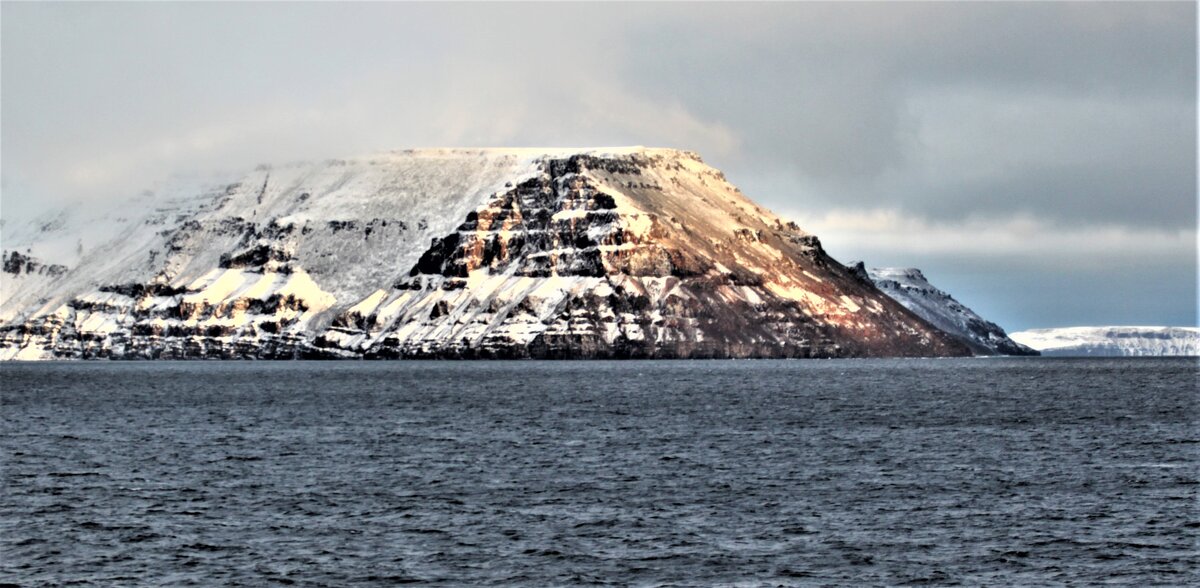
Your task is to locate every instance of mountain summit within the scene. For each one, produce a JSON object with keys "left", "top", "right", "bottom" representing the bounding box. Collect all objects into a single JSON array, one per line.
[{"left": 2, "top": 147, "right": 970, "bottom": 359}]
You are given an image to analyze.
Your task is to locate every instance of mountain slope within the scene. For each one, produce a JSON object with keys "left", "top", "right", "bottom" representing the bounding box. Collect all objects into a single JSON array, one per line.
[
  {"left": 847, "top": 263, "right": 1037, "bottom": 356},
  {"left": 1010, "top": 327, "right": 1199, "bottom": 357},
  {"left": 1, "top": 147, "right": 970, "bottom": 359}
]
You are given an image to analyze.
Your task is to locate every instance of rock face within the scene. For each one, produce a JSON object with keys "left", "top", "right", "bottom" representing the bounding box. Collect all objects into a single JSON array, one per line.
[
  {"left": 1010, "top": 327, "right": 1200, "bottom": 357},
  {"left": 1, "top": 147, "right": 970, "bottom": 360},
  {"left": 849, "top": 263, "right": 1037, "bottom": 356}
]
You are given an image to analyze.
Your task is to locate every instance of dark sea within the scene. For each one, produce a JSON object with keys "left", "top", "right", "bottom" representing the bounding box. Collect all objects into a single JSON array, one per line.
[{"left": 1, "top": 358, "right": 1197, "bottom": 586}]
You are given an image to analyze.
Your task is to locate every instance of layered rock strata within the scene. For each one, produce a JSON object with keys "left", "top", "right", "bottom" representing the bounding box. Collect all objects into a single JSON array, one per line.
[{"left": 1, "top": 148, "right": 970, "bottom": 359}]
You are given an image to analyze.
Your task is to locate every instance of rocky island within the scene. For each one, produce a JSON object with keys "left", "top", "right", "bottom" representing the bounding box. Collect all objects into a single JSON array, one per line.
[{"left": 3, "top": 147, "right": 998, "bottom": 360}]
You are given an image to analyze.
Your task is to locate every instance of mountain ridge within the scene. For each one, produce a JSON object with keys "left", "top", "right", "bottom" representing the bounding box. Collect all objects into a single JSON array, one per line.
[
  {"left": 2, "top": 147, "right": 970, "bottom": 359},
  {"left": 848, "top": 263, "right": 1037, "bottom": 356}
]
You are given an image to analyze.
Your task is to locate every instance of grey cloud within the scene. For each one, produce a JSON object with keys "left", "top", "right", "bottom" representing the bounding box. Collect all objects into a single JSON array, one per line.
[
  {"left": 2, "top": 3, "right": 732, "bottom": 214},
  {"left": 905, "top": 161, "right": 1195, "bottom": 229},
  {"left": 1, "top": 2, "right": 1195, "bottom": 329},
  {"left": 615, "top": 3, "right": 1195, "bottom": 228}
]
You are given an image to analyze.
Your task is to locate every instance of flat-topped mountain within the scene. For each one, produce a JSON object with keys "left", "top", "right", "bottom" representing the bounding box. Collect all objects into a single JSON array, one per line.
[
  {"left": 1, "top": 147, "right": 970, "bottom": 359},
  {"left": 849, "top": 263, "right": 1037, "bottom": 356}
]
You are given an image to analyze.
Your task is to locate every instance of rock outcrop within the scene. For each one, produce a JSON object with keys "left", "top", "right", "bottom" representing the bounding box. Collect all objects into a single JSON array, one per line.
[
  {"left": 849, "top": 263, "right": 1037, "bottom": 356},
  {"left": 1, "top": 147, "right": 971, "bottom": 359}
]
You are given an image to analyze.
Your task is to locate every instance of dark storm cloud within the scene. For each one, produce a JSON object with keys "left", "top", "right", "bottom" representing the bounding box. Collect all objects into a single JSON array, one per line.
[
  {"left": 906, "top": 160, "right": 1194, "bottom": 228},
  {"left": 617, "top": 2, "right": 1196, "bottom": 229}
]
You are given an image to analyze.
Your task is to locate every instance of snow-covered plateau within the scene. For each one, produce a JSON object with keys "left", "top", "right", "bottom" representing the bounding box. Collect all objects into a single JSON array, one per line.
[
  {"left": 1009, "top": 327, "right": 1200, "bottom": 357},
  {"left": 1, "top": 147, "right": 976, "bottom": 360},
  {"left": 848, "top": 264, "right": 1037, "bottom": 356}
]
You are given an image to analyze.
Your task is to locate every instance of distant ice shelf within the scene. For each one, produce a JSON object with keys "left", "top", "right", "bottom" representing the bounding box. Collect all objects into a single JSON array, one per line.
[{"left": 1009, "top": 326, "right": 1200, "bottom": 357}]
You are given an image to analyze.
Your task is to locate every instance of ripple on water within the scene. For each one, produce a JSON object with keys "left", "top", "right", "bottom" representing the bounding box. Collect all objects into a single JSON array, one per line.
[{"left": 1, "top": 358, "right": 1197, "bottom": 585}]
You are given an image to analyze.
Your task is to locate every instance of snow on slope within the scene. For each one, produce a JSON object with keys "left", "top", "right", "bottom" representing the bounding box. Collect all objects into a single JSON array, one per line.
[
  {"left": 1, "top": 147, "right": 970, "bottom": 360},
  {"left": 3, "top": 150, "right": 557, "bottom": 322},
  {"left": 847, "top": 263, "right": 1037, "bottom": 356},
  {"left": 1010, "top": 327, "right": 1200, "bottom": 357}
]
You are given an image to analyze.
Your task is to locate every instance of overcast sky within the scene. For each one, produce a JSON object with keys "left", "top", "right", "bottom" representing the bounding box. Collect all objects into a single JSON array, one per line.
[{"left": 2, "top": 2, "right": 1195, "bottom": 330}]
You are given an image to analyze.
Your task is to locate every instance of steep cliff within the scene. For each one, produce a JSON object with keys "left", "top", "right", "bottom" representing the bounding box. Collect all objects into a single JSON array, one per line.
[
  {"left": 1, "top": 147, "right": 969, "bottom": 359},
  {"left": 848, "top": 263, "right": 1037, "bottom": 356}
]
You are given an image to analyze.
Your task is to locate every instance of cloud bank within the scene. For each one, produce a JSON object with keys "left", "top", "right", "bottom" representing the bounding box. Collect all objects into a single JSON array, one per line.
[{"left": 2, "top": 2, "right": 1194, "bottom": 330}]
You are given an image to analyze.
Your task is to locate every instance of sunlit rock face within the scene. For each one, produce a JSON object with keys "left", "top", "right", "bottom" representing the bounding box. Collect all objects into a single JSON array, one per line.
[{"left": 1, "top": 147, "right": 969, "bottom": 359}]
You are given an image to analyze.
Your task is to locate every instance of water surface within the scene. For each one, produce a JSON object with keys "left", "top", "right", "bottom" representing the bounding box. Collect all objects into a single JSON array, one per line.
[{"left": 2, "top": 358, "right": 1197, "bottom": 585}]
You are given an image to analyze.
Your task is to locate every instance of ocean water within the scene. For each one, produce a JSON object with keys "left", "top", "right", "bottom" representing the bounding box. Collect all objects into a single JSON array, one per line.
[{"left": 1, "top": 358, "right": 1196, "bottom": 586}]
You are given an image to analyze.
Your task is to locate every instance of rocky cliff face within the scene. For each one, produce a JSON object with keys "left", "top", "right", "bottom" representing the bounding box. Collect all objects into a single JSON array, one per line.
[
  {"left": 1, "top": 147, "right": 970, "bottom": 359},
  {"left": 1010, "top": 327, "right": 1199, "bottom": 357},
  {"left": 848, "top": 263, "right": 1037, "bottom": 356}
]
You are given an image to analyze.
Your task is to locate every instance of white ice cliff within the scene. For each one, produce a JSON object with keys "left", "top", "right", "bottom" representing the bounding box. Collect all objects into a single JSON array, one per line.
[{"left": 1009, "top": 327, "right": 1199, "bottom": 357}]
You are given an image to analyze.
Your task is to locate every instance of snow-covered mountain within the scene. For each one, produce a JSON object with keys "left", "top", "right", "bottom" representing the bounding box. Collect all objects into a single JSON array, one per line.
[
  {"left": 1, "top": 147, "right": 970, "bottom": 360},
  {"left": 846, "top": 263, "right": 1037, "bottom": 356},
  {"left": 1010, "top": 327, "right": 1200, "bottom": 357}
]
